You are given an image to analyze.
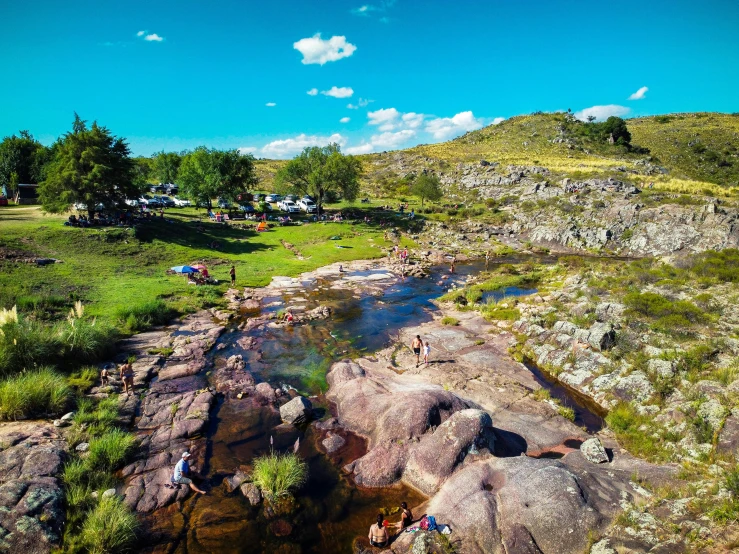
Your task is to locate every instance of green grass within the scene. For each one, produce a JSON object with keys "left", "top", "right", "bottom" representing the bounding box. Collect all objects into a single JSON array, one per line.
[
  {"left": 80, "top": 496, "right": 139, "bottom": 554},
  {"left": 606, "top": 402, "right": 670, "bottom": 461},
  {"left": 0, "top": 207, "right": 397, "bottom": 326},
  {"left": 557, "top": 405, "right": 575, "bottom": 421},
  {"left": 252, "top": 451, "right": 308, "bottom": 500},
  {"left": 0, "top": 368, "right": 73, "bottom": 420},
  {"left": 66, "top": 367, "right": 99, "bottom": 393},
  {"left": 441, "top": 316, "right": 459, "bottom": 326},
  {"left": 116, "top": 299, "right": 178, "bottom": 333},
  {"left": 87, "top": 429, "right": 137, "bottom": 470}
]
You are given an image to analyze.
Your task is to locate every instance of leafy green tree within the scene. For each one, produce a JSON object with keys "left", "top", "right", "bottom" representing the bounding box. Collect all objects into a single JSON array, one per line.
[
  {"left": 275, "top": 143, "right": 362, "bottom": 214},
  {"left": 132, "top": 157, "right": 154, "bottom": 191},
  {"left": 601, "top": 116, "right": 632, "bottom": 146},
  {"left": 178, "top": 147, "right": 257, "bottom": 208},
  {"left": 410, "top": 173, "right": 443, "bottom": 208},
  {"left": 0, "top": 131, "right": 49, "bottom": 196},
  {"left": 153, "top": 151, "right": 182, "bottom": 184},
  {"left": 39, "top": 115, "right": 137, "bottom": 218}
]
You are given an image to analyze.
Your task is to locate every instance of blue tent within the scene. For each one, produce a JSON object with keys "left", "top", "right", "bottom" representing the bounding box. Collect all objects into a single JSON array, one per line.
[{"left": 171, "top": 265, "right": 199, "bottom": 274}]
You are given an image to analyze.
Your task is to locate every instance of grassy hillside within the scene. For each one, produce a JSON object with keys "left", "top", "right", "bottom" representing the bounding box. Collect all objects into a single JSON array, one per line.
[{"left": 629, "top": 112, "right": 739, "bottom": 187}]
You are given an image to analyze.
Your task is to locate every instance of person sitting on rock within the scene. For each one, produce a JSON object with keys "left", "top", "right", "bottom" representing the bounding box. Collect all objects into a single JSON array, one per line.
[
  {"left": 172, "top": 451, "right": 206, "bottom": 495},
  {"left": 397, "top": 501, "right": 413, "bottom": 530},
  {"left": 368, "top": 513, "right": 389, "bottom": 548}
]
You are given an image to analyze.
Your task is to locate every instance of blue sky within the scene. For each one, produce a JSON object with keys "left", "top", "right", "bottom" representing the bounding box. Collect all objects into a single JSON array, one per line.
[{"left": 1, "top": 0, "right": 738, "bottom": 158}]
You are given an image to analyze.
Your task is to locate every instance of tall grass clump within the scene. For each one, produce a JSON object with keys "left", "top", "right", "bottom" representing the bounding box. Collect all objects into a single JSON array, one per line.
[
  {"left": 252, "top": 451, "right": 308, "bottom": 500},
  {"left": 0, "top": 306, "right": 61, "bottom": 376},
  {"left": 606, "top": 402, "right": 669, "bottom": 461},
  {"left": 80, "top": 496, "right": 139, "bottom": 554},
  {"left": 60, "top": 302, "right": 117, "bottom": 364},
  {"left": 0, "top": 368, "right": 73, "bottom": 420},
  {"left": 87, "top": 429, "right": 137, "bottom": 470},
  {"left": 117, "top": 300, "right": 177, "bottom": 333}
]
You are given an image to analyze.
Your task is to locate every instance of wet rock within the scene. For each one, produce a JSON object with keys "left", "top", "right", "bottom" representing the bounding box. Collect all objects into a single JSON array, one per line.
[
  {"left": 270, "top": 519, "right": 293, "bottom": 537},
  {"left": 223, "top": 470, "right": 247, "bottom": 493},
  {"left": 321, "top": 432, "right": 346, "bottom": 453},
  {"left": 280, "top": 396, "right": 313, "bottom": 425},
  {"left": 306, "top": 305, "right": 331, "bottom": 320},
  {"left": 240, "top": 482, "right": 262, "bottom": 506},
  {"left": 580, "top": 437, "right": 609, "bottom": 464},
  {"left": 255, "top": 382, "right": 277, "bottom": 403}
]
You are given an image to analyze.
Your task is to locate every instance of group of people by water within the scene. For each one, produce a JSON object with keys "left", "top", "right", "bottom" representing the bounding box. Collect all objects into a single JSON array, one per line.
[
  {"left": 368, "top": 502, "right": 414, "bottom": 548},
  {"left": 411, "top": 335, "right": 431, "bottom": 367}
]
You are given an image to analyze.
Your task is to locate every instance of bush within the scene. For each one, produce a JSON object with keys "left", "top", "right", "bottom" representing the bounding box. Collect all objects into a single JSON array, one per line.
[
  {"left": 81, "top": 496, "right": 139, "bottom": 554},
  {"left": 252, "top": 451, "right": 308, "bottom": 500},
  {"left": 67, "top": 367, "right": 99, "bottom": 393},
  {"left": 688, "top": 249, "right": 739, "bottom": 283},
  {"left": 606, "top": 402, "right": 669, "bottom": 461},
  {"left": 441, "top": 316, "right": 459, "bottom": 326},
  {"left": 0, "top": 368, "right": 73, "bottom": 420},
  {"left": 87, "top": 429, "right": 137, "bottom": 470},
  {"left": 60, "top": 317, "right": 117, "bottom": 364},
  {"left": 624, "top": 291, "right": 708, "bottom": 333},
  {"left": 0, "top": 312, "right": 62, "bottom": 376},
  {"left": 116, "top": 300, "right": 177, "bottom": 333}
]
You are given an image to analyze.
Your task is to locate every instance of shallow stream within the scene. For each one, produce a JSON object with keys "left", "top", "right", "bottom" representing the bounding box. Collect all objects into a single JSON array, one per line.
[{"left": 176, "top": 256, "right": 602, "bottom": 553}]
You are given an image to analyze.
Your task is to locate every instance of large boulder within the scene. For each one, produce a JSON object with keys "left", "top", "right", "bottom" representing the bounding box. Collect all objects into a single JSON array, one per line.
[
  {"left": 279, "top": 396, "right": 313, "bottom": 425},
  {"left": 586, "top": 322, "right": 616, "bottom": 351},
  {"left": 580, "top": 437, "right": 609, "bottom": 464}
]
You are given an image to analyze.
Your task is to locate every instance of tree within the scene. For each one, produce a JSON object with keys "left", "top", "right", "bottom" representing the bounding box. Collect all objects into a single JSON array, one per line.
[
  {"left": 132, "top": 157, "right": 154, "bottom": 191},
  {"left": 178, "top": 147, "right": 257, "bottom": 208},
  {"left": 275, "top": 143, "right": 362, "bottom": 214},
  {"left": 39, "top": 115, "right": 137, "bottom": 218},
  {"left": 601, "top": 116, "right": 631, "bottom": 146},
  {"left": 153, "top": 151, "right": 182, "bottom": 184},
  {"left": 0, "top": 131, "right": 49, "bottom": 196},
  {"left": 410, "top": 173, "right": 443, "bottom": 208}
]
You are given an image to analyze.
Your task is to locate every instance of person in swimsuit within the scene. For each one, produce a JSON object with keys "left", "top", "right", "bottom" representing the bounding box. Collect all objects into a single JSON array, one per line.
[
  {"left": 411, "top": 335, "right": 423, "bottom": 367},
  {"left": 100, "top": 367, "right": 109, "bottom": 386},
  {"left": 229, "top": 265, "right": 236, "bottom": 286},
  {"left": 119, "top": 361, "right": 135, "bottom": 396},
  {"left": 397, "top": 502, "right": 413, "bottom": 530},
  {"left": 485, "top": 249, "right": 491, "bottom": 270},
  {"left": 368, "top": 513, "right": 389, "bottom": 548},
  {"left": 423, "top": 342, "right": 431, "bottom": 365}
]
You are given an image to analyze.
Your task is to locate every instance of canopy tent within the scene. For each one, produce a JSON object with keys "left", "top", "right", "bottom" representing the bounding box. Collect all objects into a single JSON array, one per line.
[{"left": 171, "top": 265, "right": 199, "bottom": 274}]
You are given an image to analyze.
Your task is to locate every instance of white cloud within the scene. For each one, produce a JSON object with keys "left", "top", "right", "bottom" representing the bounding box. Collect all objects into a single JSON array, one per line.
[
  {"left": 321, "top": 86, "right": 354, "bottom": 98},
  {"left": 307, "top": 88, "right": 318, "bottom": 96},
  {"left": 368, "top": 107, "right": 401, "bottom": 131},
  {"left": 238, "top": 146, "right": 258, "bottom": 155},
  {"left": 144, "top": 33, "right": 164, "bottom": 42},
  {"left": 574, "top": 104, "right": 631, "bottom": 121},
  {"left": 425, "top": 111, "right": 484, "bottom": 140},
  {"left": 402, "top": 112, "right": 424, "bottom": 129},
  {"left": 340, "top": 117, "right": 351, "bottom": 123},
  {"left": 261, "top": 133, "right": 347, "bottom": 158},
  {"left": 136, "top": 30, "right": 145, "bottom": 37},
  {"left": 347, "top": 98, "right": 372, "bottom": 109},
  {"left": 352, "top": 4, "right": 374, "bottom": 15},
  {"left": 492, "top": 117, "right": 505, "bottom": 125},
  {"left": 265, "top": 102, "right": 277, "bottom": 107},
  {"left": 293, "top": 34, "right": 357, "bottom": 65},
  {"left": 628, "top": 86, "right": 649, "bottom": 100},
  {"left": 346, "top": 129, "right": 416, "bottom": 155}
]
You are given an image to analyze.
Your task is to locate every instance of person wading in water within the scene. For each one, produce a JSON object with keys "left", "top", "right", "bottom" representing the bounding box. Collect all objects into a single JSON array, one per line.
[
  {"left": 411, "top": 335, "right": 423, "bottom": 367},
  {"left": 368, "top": 514, "right": 389, "bottom": 548}
]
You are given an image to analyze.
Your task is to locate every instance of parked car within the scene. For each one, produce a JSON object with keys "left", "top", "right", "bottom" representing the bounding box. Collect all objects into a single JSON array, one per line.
[
  {"left": 164, "top": 183, "right": 178, "bottom": 195},
  {"left": 153, "top": 195, "right": 174, "bottom": 208},
  {"left": 239, "top": 203, "right": 256, "bottom": 214},
  {"left": 148, "top": 199, "right": 163, "bottom": 209},
  {"left": 301, "top": 195, "right": 315, "bottom": 202},
  {"left": 297, "top": 199, "right": 317, "bottom": 213},
  {"left": 217, "top": 197, "right": 231, "bottom": 209},
  {"left": 236, "top": 192, "right": 253, "bottom": 202},
  {"left": 173, "top": 196, "right": 191, "bottom": 207},
  {"left": 252, "top": 194, "right": 263, "bottom": 202},
  {"left": 264, "top": 194, "right": 282, "bottom": 203},
  {"left": 150, "top": 184, "right": 165, "bottom": 193},
  {"left": 285, "top": 194, "right": 297, "bottom": 202},
  {"left": 278, "top": 200, "right": 300, "bottom": 214},
  {"left": 125, "top": 199, "right": 139, "bottom": 207}
]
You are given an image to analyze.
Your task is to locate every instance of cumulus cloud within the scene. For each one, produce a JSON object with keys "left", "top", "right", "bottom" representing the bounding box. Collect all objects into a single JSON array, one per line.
[
  {"left": 265, "top": 102, "right": 277, "bottom": 107},
  {"left": 402, "top": 112, "right": 424, "bottom": 129},
  {"left": 340, "top": 117, "right": 351, "bottom": 123},
  {"left": 238, "top": 146, "right": 258, "bottom": 155},
  {"left": 293, "top": 34, "right": 356, "bottom": 65},
  {"left": 368, "top": 107, "right": 400, "bottom": 131},
  {"left": 351, "top": 1, "right": 395, "bottom": 20},
  {"left": 425, "top": 111, "right": 484, "bottom": 140},
  {"left": 574, "top": 104, "right": 631, "bottom": 121},
  {"left": 352, "top": 4, "right": 375, "bottom": 15},
  {"left": 144, "top": 33, "right": 164, "bottom": 42},
  {"left": 261, "top": 133, "right": 346, "bottom": 158},
  {"left": 321, "top": 86, "right": 354, "bottom": 98},
  {"left": 347, "top": 98, "right": 372, "bottom": 109},
  {"left": 306, "top": 88, "right": 318, "bottom": 96},
  {"left": 492, "top": 117, "right": 505, "bottom": 125},
  {"left": 136, "top": 31, "right": 145, "bottom": 37},
  {"left": 346, "top": 129, "right": 416, "bottom": 155},
  {"left": 628, "top": 86, "right": 649, "bottom": 100}
]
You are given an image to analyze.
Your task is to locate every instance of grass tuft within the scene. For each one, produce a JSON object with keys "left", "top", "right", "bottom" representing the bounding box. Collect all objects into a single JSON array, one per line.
[
  {"left": 81, "top": 496, "right": 139, "bottom": 554},
  {"left": 252, "top": 451, "right": 308, "bottom": 500},
  {"left": 441, "top": 316, "right": 459, "bottom": 326},
  {"left": 0, "top": 368, "right": 73, "bottom": 420}
]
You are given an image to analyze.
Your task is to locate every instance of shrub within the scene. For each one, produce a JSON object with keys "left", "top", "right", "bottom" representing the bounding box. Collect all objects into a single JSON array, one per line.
[
  {"left": 116, "top": 300, "right": 177, "bottom": 333},
  {"left": 688, "top": 249, "right": 739, "bottom": 283},
  {"left": 252, "top": 451, "right": 308, "bottom": 500},
  {"left": 81, "top": 496, "right": 139, "bottom": 554},
  {"left": 67, "top": 367, "right": 99, "bottom": 393},
  {"left": 0, "top": 312, "right": 61, "bottom": 376},
  {"left": 557, "top": 406, "right": 575, "bottom": 421},
  {"left": 87, "top": 429, "right": 137, "bottom": 470},
  {"left": 624, "top": 291, "right": 708, "bottom": 333},
  {"left": 441, "top": 316, "right": 459, "bottom": 326},
  {"left": 0, "top": 368, "right": 73, "bottom": 420},
  {"left": 60, "top": 317, "right": 117, "bottom": 364}
]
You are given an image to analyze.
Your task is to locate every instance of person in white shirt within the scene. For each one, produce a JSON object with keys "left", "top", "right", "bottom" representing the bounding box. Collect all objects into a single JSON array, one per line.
[
  {"left": 172, "top": 451, "right": 206, "bottom": 495},
  {"left": 423, "top": 342, "right": 431, "bottom": 365}
]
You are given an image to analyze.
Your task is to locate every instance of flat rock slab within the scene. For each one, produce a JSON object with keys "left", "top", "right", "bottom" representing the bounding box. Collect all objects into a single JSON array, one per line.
[{"left": 0, "top": 423, "right": 67, "bottom": 554}]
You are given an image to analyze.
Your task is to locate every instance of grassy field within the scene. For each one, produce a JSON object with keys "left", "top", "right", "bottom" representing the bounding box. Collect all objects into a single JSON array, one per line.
[{"left": 0, "top": 206, "right": 408, "bottom": 324}]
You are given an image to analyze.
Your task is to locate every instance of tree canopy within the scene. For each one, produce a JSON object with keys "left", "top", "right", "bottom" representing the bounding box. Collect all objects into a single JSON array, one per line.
[
  {"left": 153, "top": 151, "right": 182, "bottom": 184},
  {"left": 177, "top": 147, "right": 257, "bottom": 207},
  {"left": 39, "top": 115, "right": 137, "bottom": 217},
  {"left": 0, "top": 131, "right": 49, "bottom": 195},
  {"left": 410, "top": 173, "right": 443, "bottom": 208},
  {"left": 275, "top": 143, "right": 362, "bottom": 213}
]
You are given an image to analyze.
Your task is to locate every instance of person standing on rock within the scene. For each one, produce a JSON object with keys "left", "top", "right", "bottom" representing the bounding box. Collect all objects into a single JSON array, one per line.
[
  {"left": 450, "top": 256, "right": 456, "bottom": 273},
  {"left": 423, "top": 342, "right": 431, "bottom": 365},
  {"left": 229, "top": 265, "right": 236, "bottom": 286},
  {"left": 100, "top": 366, "right": 109, "bottom": 387},
  {"left": 411, "top": 335, "right": 423, "bottom": 367},
  {"left": 173, "top": 451, "right": 207, "bottom": 495},
  {"left": 119, "top": 360, "right": 135, "bottom": 396},
  {"left": 368, "top": 514, "right": 389, "bottom": 548}
]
